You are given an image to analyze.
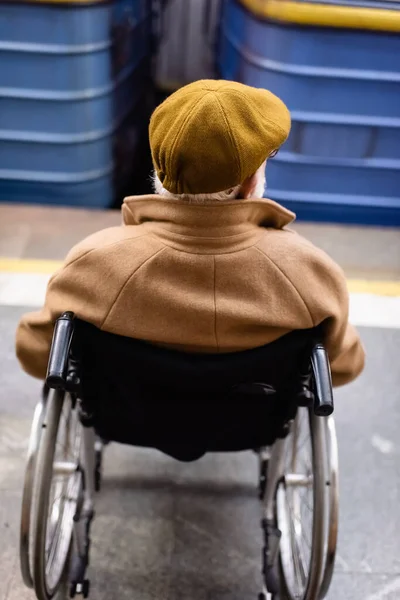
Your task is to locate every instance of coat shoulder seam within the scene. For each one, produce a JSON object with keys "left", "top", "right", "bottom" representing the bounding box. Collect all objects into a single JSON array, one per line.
[{"left": 253, "top": 245, "right": 315, "bottom": 327}]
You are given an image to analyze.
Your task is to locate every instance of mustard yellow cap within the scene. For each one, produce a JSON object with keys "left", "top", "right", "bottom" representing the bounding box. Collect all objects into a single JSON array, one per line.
[{"left": 149, "top": 79, "right": 291, "bottom": 195}]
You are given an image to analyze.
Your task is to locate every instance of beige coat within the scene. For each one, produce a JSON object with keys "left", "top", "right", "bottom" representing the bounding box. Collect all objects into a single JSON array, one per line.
[{"left": 16, "top": 195, "right": 365, "bottom": 386}]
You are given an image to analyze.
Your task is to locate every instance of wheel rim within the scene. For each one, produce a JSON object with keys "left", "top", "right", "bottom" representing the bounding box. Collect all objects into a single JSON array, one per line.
[
  {"left": 44, "top": 395, "right": 82, "bottom": 595},
  {"left": 20, "top": 393, "right": 47, "bottom": 588},
  {"left": 277, "top": 408, "right": 326, "bottom": 600}
]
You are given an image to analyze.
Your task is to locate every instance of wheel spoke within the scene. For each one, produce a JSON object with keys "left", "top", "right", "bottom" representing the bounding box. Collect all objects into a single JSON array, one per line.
[{"left": 295, "top": 433, "right": 311, "bottom": 455}]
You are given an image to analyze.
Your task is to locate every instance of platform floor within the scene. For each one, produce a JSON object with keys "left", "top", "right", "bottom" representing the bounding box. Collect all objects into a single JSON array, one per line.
[
  {"left": 1, "top": 203, "right": 400, "bottom": 600},
  {"left": 1, "top": 203, "right": 400, "bottom": 279}
]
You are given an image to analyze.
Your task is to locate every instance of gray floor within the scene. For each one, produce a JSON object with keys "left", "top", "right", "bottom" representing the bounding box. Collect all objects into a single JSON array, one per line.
[
  {"left": 1, "top": 204, "right": 400, "bottom": 280},
  {"left": 1, "top": 307, "right": 400, "bottom": 600}
]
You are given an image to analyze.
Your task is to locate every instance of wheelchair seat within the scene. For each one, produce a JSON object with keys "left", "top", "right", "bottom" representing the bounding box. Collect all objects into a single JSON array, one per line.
[{"left": 51, "top": 317, "right": 328, "bottom": 462}]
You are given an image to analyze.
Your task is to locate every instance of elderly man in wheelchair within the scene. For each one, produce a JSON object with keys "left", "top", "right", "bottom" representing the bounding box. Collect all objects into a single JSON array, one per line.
[{"left": 16, "top": 81, "right": 365, "bottom": 600}]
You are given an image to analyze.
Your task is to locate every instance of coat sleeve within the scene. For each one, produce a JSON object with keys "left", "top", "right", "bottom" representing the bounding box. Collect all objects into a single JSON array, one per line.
[
  {"left": 16, "top": 271, "right": 63, "bottom": 380},
  {"left": 293, "top": 239, "right": 365, "bottom": 387},
  {"left": 15, "top": 243, "right": 118, "bottom": 380}
]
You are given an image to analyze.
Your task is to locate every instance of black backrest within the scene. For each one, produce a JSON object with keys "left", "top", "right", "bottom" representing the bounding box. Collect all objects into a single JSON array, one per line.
[
  {"left": 70, "top": 320, "right": 322, "bottom": 459},
  {"left": 73, "top": 319, "right": 320, "bottom": 400}
]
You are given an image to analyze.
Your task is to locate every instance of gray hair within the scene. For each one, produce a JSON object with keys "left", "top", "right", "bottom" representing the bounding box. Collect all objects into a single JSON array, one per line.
[
  {"left": 152, "top": 171, "right": 241, "bottom": 203},
  {"left": 152, "top": 160, "right": 267, "bottom": 203}
]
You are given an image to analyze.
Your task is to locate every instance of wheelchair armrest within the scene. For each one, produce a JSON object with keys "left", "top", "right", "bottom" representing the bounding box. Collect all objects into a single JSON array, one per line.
[
  {"left": 46, "top": 312, "right": 75, "bottom": 389},
  {"left": 310, "top": 344, "right": 334, "bottom": 416}
]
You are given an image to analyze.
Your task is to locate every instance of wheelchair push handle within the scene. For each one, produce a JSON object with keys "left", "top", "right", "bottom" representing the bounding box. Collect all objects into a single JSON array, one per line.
[
  {"left": 311, "top": 344, "right": 334, "bottom": 417},
  {"left": 46, "top": 312, "right": 75, "bottom": 389}
]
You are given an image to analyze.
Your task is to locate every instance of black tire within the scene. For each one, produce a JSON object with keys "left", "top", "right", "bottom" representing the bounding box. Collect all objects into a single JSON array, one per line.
[{"left": 32, "top": 390, "right": 82, "bottom": 600}]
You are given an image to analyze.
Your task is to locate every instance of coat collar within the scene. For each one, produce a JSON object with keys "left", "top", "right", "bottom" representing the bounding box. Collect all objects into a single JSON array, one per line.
[{"left": 122, "top": 195, "right": 295, "bottom": 237}]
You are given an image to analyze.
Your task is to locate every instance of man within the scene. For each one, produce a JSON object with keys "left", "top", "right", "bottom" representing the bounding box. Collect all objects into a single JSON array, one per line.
[{"left": 16, "top": 80, "right": 365, "bottom": 386}]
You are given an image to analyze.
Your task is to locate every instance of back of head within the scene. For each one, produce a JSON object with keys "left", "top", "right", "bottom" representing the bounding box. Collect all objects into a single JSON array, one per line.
[{"left": 149, "top": 80, "right": 291, "bottom": 198}]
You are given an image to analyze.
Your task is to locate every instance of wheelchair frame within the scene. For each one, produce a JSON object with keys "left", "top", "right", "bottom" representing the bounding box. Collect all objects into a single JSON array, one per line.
[{"left": 20, "top": 312, "right": 339, "bottom": 600}]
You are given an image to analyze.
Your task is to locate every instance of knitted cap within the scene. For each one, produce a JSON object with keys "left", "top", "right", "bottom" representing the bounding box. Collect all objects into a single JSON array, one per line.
[{"left": 149, "top": 79, "right": 291, "bottom": 195}]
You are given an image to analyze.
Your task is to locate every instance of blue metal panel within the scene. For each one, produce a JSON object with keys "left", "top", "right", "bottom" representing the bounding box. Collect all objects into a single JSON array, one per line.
[
  {"left": 0, "top": 3, "right": 110, "bottom": 46},
  {"left": 0, "top": 58, "right": 148, "bottom": 136},
  {"left": 266, "top": 190, "right": 400, "bottom": 226},
  {"left": 0, "top": 178, "right": 114, "bottom": 208},
  {"left": 222, "top": 0, "right": 400, "bottom": 72},
  {"left": 218, "top": 0, "right": 400, "bottom": 225},
  {"left": 0, "top": 102, "right": 145, "bottom": 208},
  {"left": 267, "top": 153, "right": 400, "bottom": 196},
  {"left": 0, "top": 0, "right": 152, "bottom": 208},
  {"left": 1, "top": 50, "right": 113, "bottom": 93},
  {"left": 219, "top": 33, "right": 400, "bottom": 118},
  {"left": 284, "top": 121, "right": 400, "bottom": 160}
]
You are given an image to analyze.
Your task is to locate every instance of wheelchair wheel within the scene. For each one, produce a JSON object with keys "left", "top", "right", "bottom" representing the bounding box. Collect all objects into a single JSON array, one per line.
[
  {"left": 319, "top": 416, "right": 339, "bottom": 599},
  {"left": 276, "top": 407, "right": 329, "bottom": 600},
  {"left": 20, "top": 389, "right": 48, "bottom": 588},
  {"left": 32, "top": 389, "right": 83, "bottom": 600}
]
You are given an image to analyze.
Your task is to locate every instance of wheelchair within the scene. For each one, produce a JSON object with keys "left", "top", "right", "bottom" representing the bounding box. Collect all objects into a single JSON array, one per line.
[{"left": 19, "top": 312, "right": 339, "bottom": 600}]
